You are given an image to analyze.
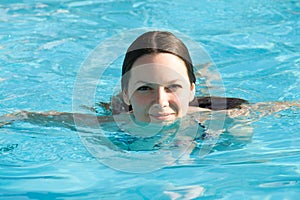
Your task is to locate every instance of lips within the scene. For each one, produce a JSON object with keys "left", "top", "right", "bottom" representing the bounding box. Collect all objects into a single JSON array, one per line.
[{"left": 149, "top": 113, "right": 175, "bottom": 121}]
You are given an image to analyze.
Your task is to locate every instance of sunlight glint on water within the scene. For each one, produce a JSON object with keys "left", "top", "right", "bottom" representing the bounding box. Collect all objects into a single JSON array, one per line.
[{"left": 0, "top": 0, "right": 299, "bottom": 199}]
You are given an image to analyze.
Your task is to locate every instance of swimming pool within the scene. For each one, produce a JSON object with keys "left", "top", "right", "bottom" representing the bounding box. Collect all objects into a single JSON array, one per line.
[{"left": 1, "top": 0, "right": 300, "bottom": 199}]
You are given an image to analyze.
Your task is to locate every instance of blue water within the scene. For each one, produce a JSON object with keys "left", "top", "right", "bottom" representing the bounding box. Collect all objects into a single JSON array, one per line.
[{"left": 1, "top": 0, "right": 300, "bottom": 199}]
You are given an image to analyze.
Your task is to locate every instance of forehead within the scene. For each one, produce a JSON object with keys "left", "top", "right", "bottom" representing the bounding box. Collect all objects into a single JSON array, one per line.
[
  {"left": 133, "top": 53, "right": 186, "bottom": 69},
  {"left": 129, "top": 53, "right": 189, "bottom": 83}
]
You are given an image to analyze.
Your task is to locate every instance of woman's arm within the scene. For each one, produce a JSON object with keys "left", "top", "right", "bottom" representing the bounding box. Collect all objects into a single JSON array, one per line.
[
  {"left": 227, "top": 100, "right": 300, "bottom": 119},
  {"left": 0, "top": 110, "right": 113, "bottom": 129}
]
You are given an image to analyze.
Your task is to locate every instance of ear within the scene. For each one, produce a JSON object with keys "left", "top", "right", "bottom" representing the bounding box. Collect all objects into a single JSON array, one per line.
[
  {"left": 189, "top": 83, "right": 196, "bottom": 102},
  {"left": 122, "top": 90, "right": 130, "bottom": 105}
]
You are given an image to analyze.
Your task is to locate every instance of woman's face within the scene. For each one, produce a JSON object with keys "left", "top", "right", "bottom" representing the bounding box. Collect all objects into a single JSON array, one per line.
[{"left": 123, "top": 53, "right": 195, "bottom": 124}]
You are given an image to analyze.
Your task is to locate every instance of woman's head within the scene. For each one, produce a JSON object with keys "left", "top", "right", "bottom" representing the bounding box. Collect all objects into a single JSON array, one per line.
[
  {"left": 121, "top": 31, "right": 196, "bottom": 123},
  {"left": 121, "top": 31, "right": 196, "bottom": 89}
]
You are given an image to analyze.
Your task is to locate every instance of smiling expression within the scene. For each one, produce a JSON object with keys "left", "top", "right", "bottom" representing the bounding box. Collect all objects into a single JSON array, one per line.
[{"left": 123, "top": 53, "right": 195, "bottom": 124}]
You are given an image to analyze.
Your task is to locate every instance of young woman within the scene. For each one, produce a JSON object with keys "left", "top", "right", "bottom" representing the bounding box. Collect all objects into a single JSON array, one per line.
[
  {"left": 120, "top": 30, "right": 220, "bottom": 124},
  {"left": 1, "top": 31, "right": 299, "bottom": 143},
  {"left": 102, "top": 31, "right": 249, "bottom": 121}
]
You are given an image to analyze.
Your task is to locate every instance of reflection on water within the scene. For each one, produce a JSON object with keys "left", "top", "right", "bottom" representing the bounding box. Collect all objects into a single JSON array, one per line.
[
  {"left": 1, "top": 0, "right": 300, "bottom": 198},
  {"left": 0, "top": 106, "right": 299, "bottom": 198}
]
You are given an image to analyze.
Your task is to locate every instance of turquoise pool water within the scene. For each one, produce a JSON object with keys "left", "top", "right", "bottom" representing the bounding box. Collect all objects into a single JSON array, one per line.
[{"left": 1, "top": 0, "right": 300, "bottom": 199}]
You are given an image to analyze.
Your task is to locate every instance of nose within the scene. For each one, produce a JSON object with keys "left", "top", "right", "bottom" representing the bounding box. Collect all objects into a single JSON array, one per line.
[{"left": 154, "top": 87, "right": 170, "bottom": 107}]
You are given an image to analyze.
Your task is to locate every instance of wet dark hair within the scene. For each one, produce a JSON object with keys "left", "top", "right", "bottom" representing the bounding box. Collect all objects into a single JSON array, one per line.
[{"left": 121, "top": 31, "right": 196, "bottom": 90}]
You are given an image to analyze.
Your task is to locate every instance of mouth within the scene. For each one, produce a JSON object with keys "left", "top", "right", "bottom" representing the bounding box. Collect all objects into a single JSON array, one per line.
[{"left": 149, "top": 113, "right": 176, "bottom": 121}]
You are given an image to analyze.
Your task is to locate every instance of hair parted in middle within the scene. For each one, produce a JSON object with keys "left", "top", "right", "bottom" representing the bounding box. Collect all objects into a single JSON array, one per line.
[{"left": 121, "top": 31, "right": 196, "bottom": 90}]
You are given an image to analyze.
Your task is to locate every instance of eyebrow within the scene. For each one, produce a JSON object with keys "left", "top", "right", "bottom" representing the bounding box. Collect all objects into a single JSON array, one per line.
[{"left": 134, "top": 80, "right": 182, "bottom": 86}]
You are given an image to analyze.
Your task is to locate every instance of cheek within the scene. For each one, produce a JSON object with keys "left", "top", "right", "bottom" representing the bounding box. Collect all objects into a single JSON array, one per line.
[
  {"left": 171, "top": 95, "right": 182, "bottom": 106},
  {"left": 131, "top": 93, "right": 152, "bottom": 106},
  {"left": 176, "top": 92, "right": 191, "bottom": 110}
]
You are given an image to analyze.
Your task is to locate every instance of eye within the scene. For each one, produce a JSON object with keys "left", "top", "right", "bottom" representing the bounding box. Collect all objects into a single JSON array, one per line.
[
  {"left": 166, "top": 84, "right": 182, "bottom": 92},
  {"left": 137, "top": 85, "right": 153, "bottom": 91}
]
